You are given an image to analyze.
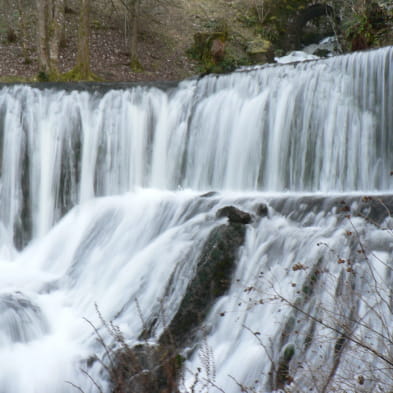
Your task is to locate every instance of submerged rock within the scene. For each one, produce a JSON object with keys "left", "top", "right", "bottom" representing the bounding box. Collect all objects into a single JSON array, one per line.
[
  {"left": 199, "top": 191, "right": 218, "bottom": 198},
  {"left": 255, "top": 203, "right": 269, "bottom": 217},
  {"left": 0, "top": 292, "right": 49, "bottom": 343}
]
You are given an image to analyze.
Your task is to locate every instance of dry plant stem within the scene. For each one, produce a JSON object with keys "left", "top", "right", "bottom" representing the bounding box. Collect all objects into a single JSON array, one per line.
[
  {"left": 319, "top": 302, "right": 393, "bottom": 347},
  {"left": 84, "top": 313, "right": 115, "bottom": 372},
  {"left": 272, "top": 287, "right": 393, "bottom": 368},
  {"left": 346, "top": 215, "right": 393, "bottom": 314},
  {"left": 242, "top": 324, "right": 275, "bottom": 364},
  {"left": 253, "top": 0, "right": 271, "bottom": 24},
  {"left": 228, "top": 375, "right": 252, "bottom": 393},
  {"left": 81, "top": 369, "right": 105, "bottom": 393},
  {"left": 65, "top": 380, "right": 85, "bottom": 393},
  {"left": 203, "top": 377, "right": 226, "bottom": 393},
  {"left": 135, "top": 297, "right": 147, "bottom": 332}
]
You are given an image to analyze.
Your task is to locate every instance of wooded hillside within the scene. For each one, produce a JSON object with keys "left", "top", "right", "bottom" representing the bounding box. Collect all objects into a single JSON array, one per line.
[{"left": 0, "top": 0, "right": 392, "bottom": 82}]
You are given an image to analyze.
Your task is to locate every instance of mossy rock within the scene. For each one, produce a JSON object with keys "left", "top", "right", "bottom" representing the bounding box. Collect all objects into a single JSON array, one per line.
[
  {"left": 190, "top": 31, "right": 229, "bottom": 72},
  {"left": 0, "top": 75, "right": 34, "bottom": 83},
  {"left": 283, "top": 344, "right": 295, "bottom": 362},
  {"left": 275, "top": 344, "right": 295, "bottom": 389},
  {"left": 57, "top": 67, "right": 103, "bottom": 82},
  {"left": 246, "top": 38, "right": 273, "bottom": 63},
  {"left": 216, "top": 206, "right": 252, "bottom": 224},
  {"left": 130, "top": 58, "right": 144, "bottom": 72}
]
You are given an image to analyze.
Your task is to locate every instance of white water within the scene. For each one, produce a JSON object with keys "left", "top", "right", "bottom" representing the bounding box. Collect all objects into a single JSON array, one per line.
[{"left": 0, "top": 47, "right": 392, "bottom": 393}]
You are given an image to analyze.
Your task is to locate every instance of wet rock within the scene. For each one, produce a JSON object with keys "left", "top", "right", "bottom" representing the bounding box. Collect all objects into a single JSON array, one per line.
[
  {"left": 160, "top": 221, "right": 247, "bottom": 347},
  {"left": 216, "top": 206, "right": 252, "bottom": 224},
  {"left": 255, "top": 203, "right": 268, "bottom": 217},
  {"left": 275, "top": 344, "right": 295, "bottom": 389},
  {"left": 200, "top": 191, "right": 218, "bottom": 198},
  {"left": 0, "top": 292, "right": 49, "bottom": 343}
]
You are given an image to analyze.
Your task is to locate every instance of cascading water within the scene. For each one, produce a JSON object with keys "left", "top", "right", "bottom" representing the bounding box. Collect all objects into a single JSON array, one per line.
[{"left": 0, "top": 46, "right": 392, "bottom": 393}]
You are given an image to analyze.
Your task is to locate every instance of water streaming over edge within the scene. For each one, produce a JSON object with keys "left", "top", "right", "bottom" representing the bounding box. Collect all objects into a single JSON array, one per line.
[{"left": 0, "top": 47, "right": 392, "bottom": 393}]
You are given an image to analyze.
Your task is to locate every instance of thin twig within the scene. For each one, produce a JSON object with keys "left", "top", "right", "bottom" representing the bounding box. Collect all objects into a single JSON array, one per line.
[
  {"left": 273, "top": 287, "right": 393, "bottom": 368},
  {"left": 65, "top": 381, "right": 85, "bottom": 393},
  {"left": 80, "top": 369, "right": 105, "bottom": 393}
]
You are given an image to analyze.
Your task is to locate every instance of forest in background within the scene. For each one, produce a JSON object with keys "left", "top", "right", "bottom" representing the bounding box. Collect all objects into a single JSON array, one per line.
[{"left": 0, "top": 0, "right": 392, "bottom": 82}]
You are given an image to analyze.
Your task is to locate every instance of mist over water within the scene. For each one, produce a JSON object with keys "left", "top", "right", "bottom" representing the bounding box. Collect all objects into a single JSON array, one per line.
[{"left": 0, "top": 46, "right": 392, "bottom": 393}]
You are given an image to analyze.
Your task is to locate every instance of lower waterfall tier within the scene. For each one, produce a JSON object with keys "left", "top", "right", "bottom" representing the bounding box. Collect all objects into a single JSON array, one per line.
[{"left": 0, "top": 190, "right": 392, "bottom": 393}]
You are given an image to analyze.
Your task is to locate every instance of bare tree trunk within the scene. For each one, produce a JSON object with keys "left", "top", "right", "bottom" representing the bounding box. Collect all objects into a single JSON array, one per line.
[
  {"left": 36, "top": 0, "right": 50, "bottom": 73},
  {"left": 128, "top": 0, "right": 141, "bottom": 70},
  {"left": 15, "top": 0, "right": 32, "bottom": 62},
  {"left": 36, "top": 0, "right": 64, "bottom": 76},
  {"left": 75, "top": 0, "right": 91, "bottom": 78},
  {"left": 48, "top": 0, "right": 64, "bottom": 73}
]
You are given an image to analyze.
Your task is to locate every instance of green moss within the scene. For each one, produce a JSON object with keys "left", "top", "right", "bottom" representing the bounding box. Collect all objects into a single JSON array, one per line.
[
  {"left": 301, "top": 265, "right": 321, "bottom": 298},
  {"left": 334, "top": 335, "right": 346, "bottom": 355},
  {"left": 0, "top": 75, "right": 35, "bottom": 83},
  {"left": 283, "top": 344, "right": 295, "bottom": 362},
  {"left": 188, "top": 31, "right": 229, "bottom": 73},
  {"left": 175, "top": 353, "right": 185, "bottom": 368},
  {"left": 130, "top": 58, "right": 144, "bottom": 72},
  {"left": 276, "top": 344, "right": 296, "bottom": 388},
  {"left": 58, "top": 67, "right": 103, "bottom": 82},
  {"left": 91, "top": 19, "right": 108, "bottom": 30},
  {"left": 37, "top": 71, "right": 50, "bottom": 82}
]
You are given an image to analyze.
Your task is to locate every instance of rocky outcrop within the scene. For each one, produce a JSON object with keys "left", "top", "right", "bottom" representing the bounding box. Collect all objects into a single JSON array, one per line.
[
  {"left": 246, "top": 38, "right": 274, "bottom": 63},
  {"left": 191, "top": 31, "right": 228, "bottom": 72},
  {"left": 160, "top": 216, "right": 248, "bottom": 347},
  {"left": 288, "top": 3, "right": 337, "bottom": 49},
  {"left": 255, "top": 203, "right": 269, "bottom": 217},
  {"left": 110, "top": 206, "right": 253, "bottom": 393},
  {"left": 216, "top": 205, "right": 252, "bottom": 224}
]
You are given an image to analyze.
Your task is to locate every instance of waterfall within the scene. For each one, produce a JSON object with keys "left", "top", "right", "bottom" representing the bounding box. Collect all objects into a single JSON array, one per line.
[{"left": 0, "top": 46, "right": 392, "bottom": 393}]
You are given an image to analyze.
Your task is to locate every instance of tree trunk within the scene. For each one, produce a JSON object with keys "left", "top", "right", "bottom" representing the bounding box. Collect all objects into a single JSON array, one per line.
[
  {"left": 15, "top": 0, "right": 32, "bottom": 62},
  {"left": 48, "top": 0, "right": 65, "bottom": 73},
  {"left": 128, "top": 0, "right": 141, "bottom": 70},
  {"left": 36, "top": 0, "right": 50, "bottom": 73},
  {"left": 36, "top": 0, "right": 64, "bottom": 76},
  {"left": 75, "top": 0, "right": 91, "bottom": 78}
]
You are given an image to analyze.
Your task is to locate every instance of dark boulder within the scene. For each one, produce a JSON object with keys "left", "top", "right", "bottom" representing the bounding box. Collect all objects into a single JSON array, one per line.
[
  {"left": 216, "top": 206, "right": 252, "bottom": 224},
  {"left": 199, "top": 191, "right": 218, "bottom": 198},
  {"left": 255, "top": 203, "right": 268, "bottom": 217},
  {"left": 160, "top": 221, "right": 247, "bottom": 347}
]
